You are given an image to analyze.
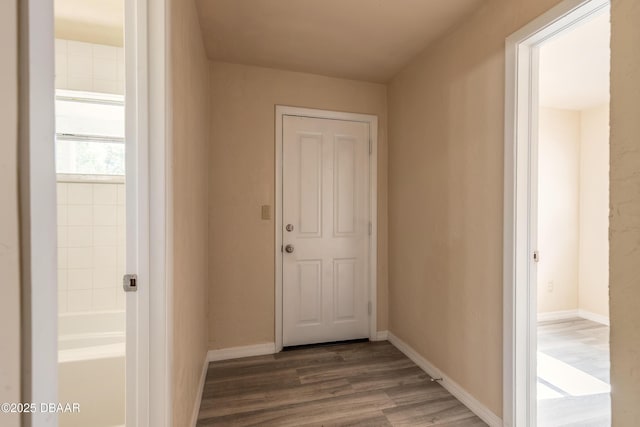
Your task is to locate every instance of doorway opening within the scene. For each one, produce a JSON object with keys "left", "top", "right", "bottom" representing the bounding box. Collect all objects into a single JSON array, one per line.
[
  {"left": 536, "top": 9, "right": 610, "bottom": 426},
  {"left": 503, "top": 0, "right": 610, "bottom": 426},
  {"left": 53, "top": 7, "right": 127, "bottom": 425}
]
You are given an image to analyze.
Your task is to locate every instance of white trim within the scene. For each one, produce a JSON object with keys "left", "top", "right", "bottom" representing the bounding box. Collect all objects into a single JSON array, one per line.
[
  {"left": 503, "top": 1, "right": 610, "bottom": 426},
  {"left": 18, "top": 0, "right": 58, "bottom": 423},
  {"left": 274, "top": 106, "right": 379, "bottom": 351},
  {"left": 190, "top": 354, "right": 209, "bottom": 427},
  {"left": 537, "top": 309, "right": 580, "bottom": 322},
  {"left": 207, "top": 343, "right": 277, "bottom": 362},
  {"left": 372, "top": 330, "right": 388, "bottom": 341},
  {"left": 387, "top": 332, "right": 502, "bottom": 427},
  {"left": 578, "top": 309, "right": 610, "bottom": 326},
  {"left": 56, "top": 174, "right": 126, "bottom": 184}
]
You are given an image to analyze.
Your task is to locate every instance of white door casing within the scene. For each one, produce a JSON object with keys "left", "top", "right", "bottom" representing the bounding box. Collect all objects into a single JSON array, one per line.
[
  {"left": 282, "top": 116, "right": 370, "bottom": 346},
  {"left": 275, "top": 106, "right": 378, "bottom": 350},
  {"left": 503, "top": 1, "right": 609, "bottom": 426}
]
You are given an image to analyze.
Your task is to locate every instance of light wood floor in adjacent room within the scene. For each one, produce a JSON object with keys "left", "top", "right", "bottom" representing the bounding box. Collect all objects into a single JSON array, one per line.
[
  {"left": 196, "top": 341, "right": 487, "bottom": 426},
  {"left": 537, "top": 318, "right": 611, "bottom": 427}
]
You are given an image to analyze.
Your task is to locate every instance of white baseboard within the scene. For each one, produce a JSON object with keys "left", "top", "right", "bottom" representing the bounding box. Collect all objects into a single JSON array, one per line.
[
  {"left": 537, "top": 309, "right": 579, "bottom": 322},
  {"left": 536, "top": 309, "right": 610, "bottom": 326},
  {"left": 387, "top": 332, "right": 502, "bottom": 427},
  {"left": 372, "top": 330, "right": 388, "bottom": 341},
  {"left": 191, "top": 352, "right": 209, "bottom": 427},
  {"left": 207, "top": 342, "right": 276, "bottom": 362},
  {"left": 578, "top": 309, "right": 610, "bottom": 326}
]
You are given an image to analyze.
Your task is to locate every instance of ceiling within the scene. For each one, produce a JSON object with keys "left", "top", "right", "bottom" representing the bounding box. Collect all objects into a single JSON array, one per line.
[
  {"left": 196, "top": 0, "right": 485, "bottom": 83},
  {"left": 539, "top": 10, "right": 610, "bottom": 111},
  {"left": 55, "top": 0, "right": 123, "bottom": 46}
]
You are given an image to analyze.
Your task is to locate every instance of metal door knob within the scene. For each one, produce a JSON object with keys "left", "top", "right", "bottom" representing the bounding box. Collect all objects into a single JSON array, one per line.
[{"left": 285, "top": 244, "right": 295, "bottom": 253}]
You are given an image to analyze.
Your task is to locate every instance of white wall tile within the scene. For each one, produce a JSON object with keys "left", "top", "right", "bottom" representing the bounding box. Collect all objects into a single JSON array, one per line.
[
  {"left": 116, "top": 185, "right": 126, "bottom": 205},
  {"left": 57, "top": 205, "right": 68, "bottom": 226},
  {"left": 55, "top": 39, "right": 68, "bottom": 56},
  {"left": 93, "top": 184, "right": 118, "bottom": 205},
  {"left": 68, "top": 205, "right": 93, "bottom": 226},
  {"left": 116, "top": 288, "right": 125, "bottom": 310},
  {"left": 57, "top": 183, "right": 68, "bottom": 205},
  {"left": 92, "top": 44, "right": 117, "bottom": 60},
  {"left": 93, "top": 57, "right": 118, "bottom": 81},
  {"left": 116, "top": 205, "right": 126, "bottom": 226},
  {"left": 58, "top": 291, "right": 68, "bottom": 313},
  {"left": 55, "top": 53, "right": 68, "bottom": 79},
  {"left": 93, "top": 79, "right": 119, "bottom": 94},
  {"left": 67, "top": 226, "right": 93, "bottom": 247},
  {"left": 67, "top": 40, "right": 92, "bottom": 57},
  {"left": 94, "top": 226, "right": 118, "bottom": 246},
  {"left": 58, "top": 269, "right": 68, "bottom": 291},
  {"left": 92, "top": 288, "right": 117, "bottom": 310},
  {"left": 68, "top": 268, "right": 93, "bottom": 290},
  {"left": 94, "top": 246, "right": 117, "bottom": 269},
  {"left": 58, "top": 248, "right": 68, "bottom": 269},
  {"left": 58, "top": 226, "right": 68, "bottom": 248},
  {"left": 68, "top": 54, "right": 93, "bottom": 79},
  {"left": 93, "top": 269, "right": 118, "bottom": 289},
  {"left": 67, "top": 247, "right": 93, "bottom": 269},
  {"left": 68, "top": 75, "right": 94, "bottom": 92},
  {"left": 94, "top": 205, "right": 117, "bottom": 226},
  {"left": 67, "top": 183, "right": 93, "bottom": 204},
  {"left": 68, "top": 290, "right": 92, "bottom": 312}
]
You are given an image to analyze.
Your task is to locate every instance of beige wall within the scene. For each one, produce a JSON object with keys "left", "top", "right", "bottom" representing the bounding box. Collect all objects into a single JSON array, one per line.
[
  {"left": 208, "top": 62, "right": 388, "bottom": 349},
  {"left": 387, "top": 0, "right": 566, "bottom": 416},
  {"left": 537, "top": 108, "right": 581, "bottom": 314},
  {"left": 578, "top": 103, "right": 609, "bottom": 318},
  {"left": 610, "top": 0, "right": 640, "bottom": 424},
  {"left": 0, "top": 0, "right": 21, "bottom": 426},
  {"left": 170, "top": 0, "right": 210, "bottom": 424},
  {"left": 536, "top": 105, "right": 610, "bottom": 318}
]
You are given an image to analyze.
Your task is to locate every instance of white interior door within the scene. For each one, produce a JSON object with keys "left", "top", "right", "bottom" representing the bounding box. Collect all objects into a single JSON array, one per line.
[{"left": 282, "top": 115, "right": 371, "bottom": 346}]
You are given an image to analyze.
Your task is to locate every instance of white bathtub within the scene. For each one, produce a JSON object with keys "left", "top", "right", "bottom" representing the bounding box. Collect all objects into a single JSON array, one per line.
[{"left": 58, "top": 311, "right": 125, "bottom": 427}]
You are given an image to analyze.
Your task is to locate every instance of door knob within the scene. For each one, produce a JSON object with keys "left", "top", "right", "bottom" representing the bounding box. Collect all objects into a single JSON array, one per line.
[
  {"left": 286, "top": 223, "right": 294, "bottom": 232},
  {"left": 285, "top": 244, "right": 295, "bottom": 253}
]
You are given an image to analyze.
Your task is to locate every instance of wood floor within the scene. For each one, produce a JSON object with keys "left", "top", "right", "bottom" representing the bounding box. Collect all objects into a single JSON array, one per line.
[
  {"left": 537, "top": 318, "right": 611, "bottom": 427},
  {"left": 197, "top": 341, "right": 486, "bottom": 426}
]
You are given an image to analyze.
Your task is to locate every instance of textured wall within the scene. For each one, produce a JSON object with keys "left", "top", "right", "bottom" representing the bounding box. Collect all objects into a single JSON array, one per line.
[
  {"left": 0, "top": 0, "right": 21, "bottom": 425},
  {"left": 610, "top": 0, "right": 640, "bottom": 424},
  {"left": 387, "top": 0, "right": 566, "bottom": 416},
  {"left": 579, "top": 103, "right": 609, "bottom": 318},
  {"left": 208, "top": 62, "right": 388, "bottom": 349},
  {"left": 170, "top": 0, "right": 210, "bottom": 424}
]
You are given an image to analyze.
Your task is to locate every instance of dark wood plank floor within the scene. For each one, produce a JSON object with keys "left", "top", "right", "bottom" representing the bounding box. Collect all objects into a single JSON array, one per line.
[
  {"left": 537, "top": 318, "right": 611, "bottom": 427},
  {"left": 197, "top": 341, "right": 486, "bottom": 426}
]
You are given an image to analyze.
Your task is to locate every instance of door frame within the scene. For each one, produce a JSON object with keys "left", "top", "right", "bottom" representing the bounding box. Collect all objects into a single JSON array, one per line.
[
  {"left": 18, "top": 0, "right": 171, "bottom": 423},
  {"left": 275, "top": 106, "right": 378, "bottom": 351},
  {"left": 502, "top": 0, "right": 609, "bottom": 425}
]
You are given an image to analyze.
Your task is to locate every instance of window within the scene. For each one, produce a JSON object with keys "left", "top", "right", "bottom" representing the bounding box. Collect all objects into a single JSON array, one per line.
[{"left": 55, "top": 90, "right": 125, "bottom": 176}]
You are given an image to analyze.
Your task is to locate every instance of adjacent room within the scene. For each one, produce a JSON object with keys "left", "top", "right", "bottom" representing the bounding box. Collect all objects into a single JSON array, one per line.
[{"left": 536, "top": 9, "right": 611, "bottom": 427}]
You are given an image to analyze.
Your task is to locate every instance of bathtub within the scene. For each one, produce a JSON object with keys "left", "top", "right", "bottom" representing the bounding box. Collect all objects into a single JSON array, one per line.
[{"left": 58, "top": 311, "right": 125, "bottom": 427}]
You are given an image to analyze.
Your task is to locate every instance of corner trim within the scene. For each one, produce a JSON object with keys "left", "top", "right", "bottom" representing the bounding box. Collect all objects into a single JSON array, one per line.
[
  {"left": 190, "top": 353, "right": 209, "bottom": 427},
  {"left": 207, "top": 343, "right": 276, "bottom": 362},
  {"left": 387, "top": 332, "right": 502, "bottom": 427},
  {"left": 578, "top": 309, "right": 610, "bottom": 326},
  {"left": 537, "top": 309, "right": 580, "bottom": 322},
  {"left": 372, "top": 330, "right": 388, "bottom": 341}
]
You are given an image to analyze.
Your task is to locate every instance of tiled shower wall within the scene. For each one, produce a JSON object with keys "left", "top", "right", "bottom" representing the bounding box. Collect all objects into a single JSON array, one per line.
[
  {"left": 55, "top": 39, "right": 126, "bottom": 314},
  {"left": 55, "top": 39, "right": 125, "bottom": 95},
  {"left": 57, "top": 182, "right": 126, "bottom": 313}
]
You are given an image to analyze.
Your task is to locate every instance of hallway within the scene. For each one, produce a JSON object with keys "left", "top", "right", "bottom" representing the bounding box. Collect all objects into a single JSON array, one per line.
[{"left": 197, "top": 341, "right": 486, "bottom": 426}]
